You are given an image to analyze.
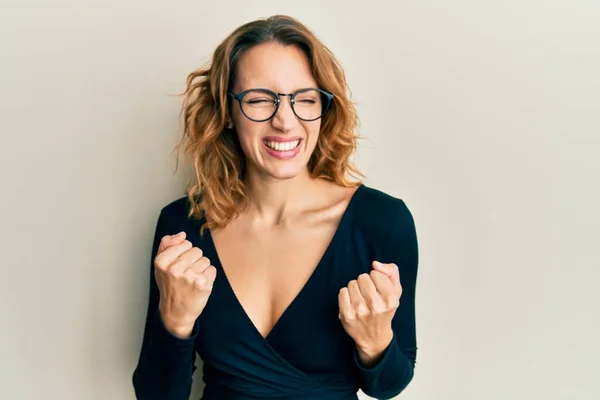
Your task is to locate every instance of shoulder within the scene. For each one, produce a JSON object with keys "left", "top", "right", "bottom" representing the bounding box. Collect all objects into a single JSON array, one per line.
[
  {"left": 352, "top": 184, "right": 414, "bottom": 226},
  {"left": 160, "top": 196, "right": 189, "bottom": 219},
  {"left": 156, "top": 195, "right": 203, "bottom": 234},
  {"left": 350, "top": 184, "right": 417, "bottom": 241},
  {"left": 348, "top": 185, "right": 418, "bottom": 271}
]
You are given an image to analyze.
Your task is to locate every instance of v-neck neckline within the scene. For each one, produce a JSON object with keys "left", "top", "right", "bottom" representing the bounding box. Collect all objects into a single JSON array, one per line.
[{"left": 203, "top": 184, "right": 364, "bottom": 342}]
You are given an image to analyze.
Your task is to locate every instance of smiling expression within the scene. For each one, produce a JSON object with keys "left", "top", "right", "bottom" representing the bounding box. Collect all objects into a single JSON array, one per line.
[{"left": 230, "top": 42, "right": 323, "bottom": 181}]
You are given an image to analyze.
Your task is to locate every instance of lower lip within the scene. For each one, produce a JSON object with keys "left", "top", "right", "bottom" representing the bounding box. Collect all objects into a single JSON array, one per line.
[{"left": 262, "top": 141, "right": 302, "bottom": 159}]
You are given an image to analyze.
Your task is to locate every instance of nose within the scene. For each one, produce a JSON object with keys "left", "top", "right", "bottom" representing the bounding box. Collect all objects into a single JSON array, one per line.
[{"left": 271, "top": 95, "right": 297, "bottom": 132}]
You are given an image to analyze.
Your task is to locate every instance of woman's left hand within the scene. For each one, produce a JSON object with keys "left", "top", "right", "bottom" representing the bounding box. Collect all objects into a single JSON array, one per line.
[{"left": 338, "top": 261, "right": 402, "bottom": 364}]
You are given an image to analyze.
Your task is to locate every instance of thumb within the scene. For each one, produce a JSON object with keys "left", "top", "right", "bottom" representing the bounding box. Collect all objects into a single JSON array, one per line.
[
  {"left": 168, "top": 231, "right": 186, "bottom": 243},
  {"left": 158, "top": 231, "right": 186, "bottom": 254},
  {"left": 372, "top": 261, "right": 400, "bottom": 285}
]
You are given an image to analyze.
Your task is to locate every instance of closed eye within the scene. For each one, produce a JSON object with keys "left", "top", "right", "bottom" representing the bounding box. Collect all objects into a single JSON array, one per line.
[{"left": 246, "top": 98, "right": 273, "bottom": 104}]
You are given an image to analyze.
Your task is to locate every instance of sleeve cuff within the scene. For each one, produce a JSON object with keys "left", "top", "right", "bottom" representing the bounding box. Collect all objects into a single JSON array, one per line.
[
  {"left": 153, "top": 310, "right": 200, "bottom": 348},
  {"left": 353, "top": 333, "right": 398, "bottom": 374}
]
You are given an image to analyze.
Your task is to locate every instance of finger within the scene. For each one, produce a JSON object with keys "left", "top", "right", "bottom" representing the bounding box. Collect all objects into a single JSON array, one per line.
[
  {"left": 202, "top": 265, "right": 217, "bottom": 284},
  {"left": 184, "top": 256, "right": 211, "bottom": 276},
  {"left": 187, "top": 264, "right": 217, "bottom": 291},
  {"left": 348, "top": 280, "right": 369, "bottom": 317},
  {"left": 155, "top": 240, "right": 193, "bottom": 271},
  {"left": 177, "top": 246, "right": 204, "bottom": 264},
  {"left": 356, "top": 273, "right": 381, "bottom": 311},
  {"left": 370, "top": 270, "right": 399, "bottom": 309},
  {"left": 369, "top": 270, "right": 394, "bottom": 295},
  {"left": 373, "top": 261, "right": 401, "bottom": 288},
  {"left": 338, "top": 287, "right": 354, "bottom": 320},
  {"left": 169, "top": 245, "right": 204, "bottom": 275},
  {"left": 157, "top": 232, "right": 186, "bottom": 254}
]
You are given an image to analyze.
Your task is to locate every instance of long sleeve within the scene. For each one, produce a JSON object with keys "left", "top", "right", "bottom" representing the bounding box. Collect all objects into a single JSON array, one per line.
[
  {"left": 354, "top": 199, "right": 419, "bottom": 399},
  {"left": 132, "top": 210, "right": 200, "bottom": 400}
]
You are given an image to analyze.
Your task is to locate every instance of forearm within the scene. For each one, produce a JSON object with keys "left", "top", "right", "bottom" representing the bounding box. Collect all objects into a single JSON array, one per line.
[
  {"left": 132, "top": 310, "right": 198, "bottom": 400},
  {"left": 354, "top": 333, "right": 415, "bottom": 399}
]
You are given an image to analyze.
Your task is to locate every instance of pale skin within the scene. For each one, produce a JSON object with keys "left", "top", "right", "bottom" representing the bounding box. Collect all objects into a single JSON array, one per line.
[
  {"left": 156, "top": 41, "right": 402, "bottom": 367},
  {"left": 155, "top": 232, "right": 216, "bottom": 338}
]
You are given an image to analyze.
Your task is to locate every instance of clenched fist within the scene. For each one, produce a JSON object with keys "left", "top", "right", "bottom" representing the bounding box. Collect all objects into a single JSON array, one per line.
[
  {"left": 338, "top": 261, "right": 402, "bottom": 365},
  {"left": 154, "top": 231, "right": 216, "bottom": 338}
]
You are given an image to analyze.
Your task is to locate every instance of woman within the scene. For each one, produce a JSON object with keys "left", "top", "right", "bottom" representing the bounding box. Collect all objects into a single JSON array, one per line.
[{"left": 132, "top": 15, "right": 419, "bottom": 400}]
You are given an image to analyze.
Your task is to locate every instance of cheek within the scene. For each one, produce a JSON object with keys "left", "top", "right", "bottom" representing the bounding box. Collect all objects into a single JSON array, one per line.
[
  {"left": 305, "top": 122, "right": 321, "bottom": 149},
  {"left": 234, "top": 120, "right": 263, "bottom": 155}
]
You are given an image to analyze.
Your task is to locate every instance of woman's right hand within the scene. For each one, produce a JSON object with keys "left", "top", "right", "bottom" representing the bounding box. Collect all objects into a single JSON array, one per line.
[{"left": 154, "top": 231, "right": 216, "bottom": 338}]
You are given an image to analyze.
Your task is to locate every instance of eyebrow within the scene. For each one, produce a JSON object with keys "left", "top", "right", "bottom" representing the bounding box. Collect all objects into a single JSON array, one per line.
[{"left": 235, "top": 86, "right": 321, "bottom": 93}]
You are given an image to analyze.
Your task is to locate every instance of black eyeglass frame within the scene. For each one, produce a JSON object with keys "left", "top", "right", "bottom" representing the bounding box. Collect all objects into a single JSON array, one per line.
[{"left": 227, "top": 88, "right": 334, "bottom": 122}]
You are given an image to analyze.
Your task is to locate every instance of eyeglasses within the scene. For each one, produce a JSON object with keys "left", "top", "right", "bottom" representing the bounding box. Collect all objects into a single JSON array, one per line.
[{"left": 228, "top": 88, "right": 334, "bottom": 122}]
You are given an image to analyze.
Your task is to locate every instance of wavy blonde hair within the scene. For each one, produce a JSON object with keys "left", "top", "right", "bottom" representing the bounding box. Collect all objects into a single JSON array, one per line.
[{"left": 174, "top": 15, "right": 363, "bottom": 232}]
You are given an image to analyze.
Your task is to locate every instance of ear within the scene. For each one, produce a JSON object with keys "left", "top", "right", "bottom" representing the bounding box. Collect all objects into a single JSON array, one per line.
[{"left": 226, "top": 119, "right": 234, "bottom": 129}]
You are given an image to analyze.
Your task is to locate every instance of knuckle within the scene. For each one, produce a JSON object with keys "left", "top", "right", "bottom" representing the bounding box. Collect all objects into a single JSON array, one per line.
[
  {"left": 206, "top": 265, "right": 216, "bottom": 273},
  {"left": 195, "top": 274, "right": 207, "bottom": 287},
  {"left": 187, "top": 264, "right": 202, "bottom": 276},
  {"left": 205, "top": 265, "right": 217, "bottom": 278},
  {"left": 203, "top": 279, "right": 215, "bottom": 291},
  {"left": 357, "top": 304, "right": 370, "bottom": 317},
  {"left": 386, "top": 295, "right": 399, "bottom": 308},
  {"left": 171, "top": 270, "right": 184, "bottom": 280},
  {"left": 198, "top": 256, "right": 210, "bottom": 267},
  {"left": 341, "top": 311, "right": 356, "bottom": 322},
  {"left": 192, "top": 246, "right": 203, "bottom": 257},
  {"left": 168, "top": 261, "right": 185, "bottom": 275},
  {"left": 354, "top": 299, "right": 366, "bottom": 310},
  {"left": 154, "top": 255, "right": 166, "bottom": 270},
  {"left": 183, "top": 273, "right": 196, "bottom": 285},
  {"left": 371, "top": 301, "right": 385, "bottom": 314}
]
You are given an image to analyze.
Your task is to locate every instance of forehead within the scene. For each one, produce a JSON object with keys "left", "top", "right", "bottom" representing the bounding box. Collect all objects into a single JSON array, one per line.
[{"left": 235, "top": 42, "right": 317, "bottom": 92}]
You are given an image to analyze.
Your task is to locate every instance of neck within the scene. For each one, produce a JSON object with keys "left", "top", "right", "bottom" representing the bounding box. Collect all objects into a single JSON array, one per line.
[{"left": 243, "top": 168, "right": 319, "bottom": 226}]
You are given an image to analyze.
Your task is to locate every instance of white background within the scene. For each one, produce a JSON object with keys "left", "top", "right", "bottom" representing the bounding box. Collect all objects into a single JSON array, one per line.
[{"left": 1, "top": 1, "right": 599, "bottom": 399}]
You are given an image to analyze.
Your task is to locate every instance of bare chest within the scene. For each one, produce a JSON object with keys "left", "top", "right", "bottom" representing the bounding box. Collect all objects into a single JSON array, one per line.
[{"left": 210, "top": 223, "right": 338, "bottom": 338}]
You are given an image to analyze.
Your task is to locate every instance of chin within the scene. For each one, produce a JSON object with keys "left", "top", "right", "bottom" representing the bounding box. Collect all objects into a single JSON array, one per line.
[{"left": 264, "top": 164, "right": 307, "bottom": 180}]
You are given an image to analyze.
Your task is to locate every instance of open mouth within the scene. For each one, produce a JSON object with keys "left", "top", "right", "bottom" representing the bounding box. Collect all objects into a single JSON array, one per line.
[{"left": 262, "top": 139, "right": 301, "bottom": 152}]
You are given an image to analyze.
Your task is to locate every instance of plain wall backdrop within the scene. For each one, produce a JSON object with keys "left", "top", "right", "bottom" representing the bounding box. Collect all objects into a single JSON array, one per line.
[{"left": 1, "top": 1, "right": 599, "bottom": 399}]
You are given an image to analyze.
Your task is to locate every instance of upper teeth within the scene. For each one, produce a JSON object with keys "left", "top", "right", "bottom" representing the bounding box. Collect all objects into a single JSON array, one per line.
[{"left": 265, "top": 140, "right": 299, "bottom": 151}]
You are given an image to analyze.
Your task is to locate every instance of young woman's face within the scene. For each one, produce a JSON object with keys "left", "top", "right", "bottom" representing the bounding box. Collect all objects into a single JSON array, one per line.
[{"left": 230, "top": 42, "right": 322, "bottom": 181}]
